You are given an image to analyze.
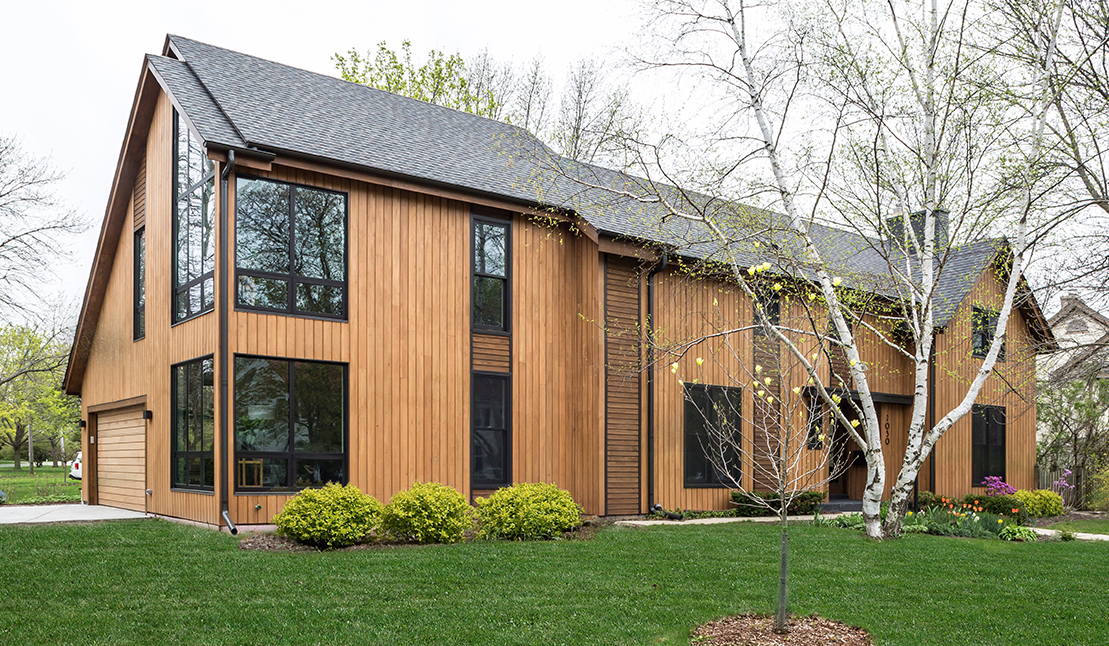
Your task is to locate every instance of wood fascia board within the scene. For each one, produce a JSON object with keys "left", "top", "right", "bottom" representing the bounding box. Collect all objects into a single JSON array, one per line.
[
  {"left": 598, "top": 235, "right": 659, "bottom": 262},
  {"left": 87, "top": 395, "right": 148, "bottom": 413},
  {"left": 63, "top": 62, "right": 161, "bottom": 396}
]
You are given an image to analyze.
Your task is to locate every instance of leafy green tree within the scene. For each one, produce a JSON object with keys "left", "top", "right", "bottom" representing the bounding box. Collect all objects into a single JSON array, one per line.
[
  {"left": 1038, "top": 377, "right": 1109, "bottom": 474},
  {"left": 0, "top": 325, "right": 76, "bottom": 470}
]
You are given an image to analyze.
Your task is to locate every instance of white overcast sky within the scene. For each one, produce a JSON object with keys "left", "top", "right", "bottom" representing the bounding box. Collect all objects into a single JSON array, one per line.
[{"left": 0, "top": 0, "right": 642, "bottom": 316}]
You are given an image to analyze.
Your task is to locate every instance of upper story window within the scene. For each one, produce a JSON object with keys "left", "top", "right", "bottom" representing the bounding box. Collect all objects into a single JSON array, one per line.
[
  {"left": 972, "top": 307, "right": 1005, "bottom": 361},
  {"left": 473, "top": 217, "right": 509, "bottom": 331},
  {"left": 235, "top": 176, "right": 348, "bottom": 319},
  {"left": 134, "top": 227, "right": 145, "bottom": 340},
  {"left": 172, "top": 356, "right": 215, "bottom": 491},
  {"left": 173, "top": 109, "right": 216, "bottom": 323},
  {"left": 753, "top": 284, "right": 780, "bottom": 333},
  {"left": 234, "top": 355, "right": 347, "bottom": 491},
  {"left": 684, "top": 383, "right": 742, "bottom": 487}
]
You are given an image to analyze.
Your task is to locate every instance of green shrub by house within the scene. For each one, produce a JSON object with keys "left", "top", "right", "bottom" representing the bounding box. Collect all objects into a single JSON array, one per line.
[
  {"left": 272, "top": 483, "right": 384, "bottom": 548},
  {"left": 475, "top": 482, "right": 582, "bottom": 540},
  {"left": 1013, "top": 489, "right": 1064, "bottom": 517},
  {"left": 731, "top": 490, "right": 825, "bottom": 516},
  {"left": 961, "top": 493, "right": 1029, "bottom": 524},
  {"left": 382, "top": 482, "right": 473, "bottom": 544}
]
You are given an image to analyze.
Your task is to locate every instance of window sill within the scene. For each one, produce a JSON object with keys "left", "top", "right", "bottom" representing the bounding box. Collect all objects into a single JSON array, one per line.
[
  {"left": 683, "top": 483, "right": 735, "bottom": 489},
  {"left": 170, "top": 487, "right": 215, "bottom": 496},
  {"left": 171, "top": 308, "right": 215, "bottom": 328},
  {"left": 234, "top": 306, "right": 349, "bottom": 323}
]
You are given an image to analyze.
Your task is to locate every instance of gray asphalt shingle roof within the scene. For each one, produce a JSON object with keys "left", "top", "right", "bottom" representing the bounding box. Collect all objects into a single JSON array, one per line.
[{"left": 160, "top": 34, "right": 1003, "bottom": 328}]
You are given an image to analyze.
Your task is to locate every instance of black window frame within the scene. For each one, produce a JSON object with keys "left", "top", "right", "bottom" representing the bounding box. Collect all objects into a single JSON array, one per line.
[
  {"left": 683, "top": 383, "right": 743, "bottom": 488},
  {"left": 753, "top": 284, "right": 781, "bottom": 334},
  {"left": 971, "top": 307, "right": 1006, "bottom": 361},
  {"left": 171, "top": 355, "right": 215, "bottom": 492},
  {"left": 134, "top": 226, "right": 146, "bottom": 341},
  {"left": 234, "top": 175, "right": 349, "bottom": 320},
  {"left": 471, "top": 214, "right": 511, "bottom": 333},
  {"left": 233, "top": 354, "right": 349, "bottom": 493},
  {"left": 172, "top": 109, "right": 216, "bottom": 324},
  {"left": 806, "top": 396, "right": 824, "bottom": 450},
  {"left": 971, "top": 404, "right": 1006, "bottom": 486},
  {"left": 471, "top": 371, "right": 512, "bottom": 488}
]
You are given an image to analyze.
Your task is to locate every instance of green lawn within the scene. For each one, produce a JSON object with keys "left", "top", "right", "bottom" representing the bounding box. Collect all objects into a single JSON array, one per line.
[
  {"left": 0, "top": 465, "right": 80, "bottom": 504},
  {"left": 1047, "top": 518, "right": 1109, "bottom": 536},
  {"left": 0, "top": 521, "right": 1106, "bottom": 645}
]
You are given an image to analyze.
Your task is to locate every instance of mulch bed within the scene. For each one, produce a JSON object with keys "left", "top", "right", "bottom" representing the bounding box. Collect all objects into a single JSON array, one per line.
[
  {"left": 691, "top": 614, "right": 873, "bottom": 646},
  {"left": 1028, "top": 509, "right": 1107, "bottom": 528}
]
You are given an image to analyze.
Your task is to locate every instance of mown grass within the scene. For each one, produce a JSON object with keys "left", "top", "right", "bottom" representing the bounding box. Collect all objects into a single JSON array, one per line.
[
  {"left": 1047, "top": 518, "right": 1109, "bottom": 536},
  {"left": 0, "top": 520, "right": 1106, "bottom": 645},
  {"left": 0, "top": 465, "right": 80, "bottom": 504}
]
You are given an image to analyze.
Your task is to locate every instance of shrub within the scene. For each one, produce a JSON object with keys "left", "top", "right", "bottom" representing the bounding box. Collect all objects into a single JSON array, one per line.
[
  {"left": 961, "top": 493, "right": 1028, "bottom": 525},
  {"left": 0, "top": 489, "right": 6, "bottom": 504},
  {"left": 999, "top": 524, "right": 1039, "bottom": 542},
  {"left": 832, "top": 513, "right": 866, "bottom": 530},
  {"left": 475, "top": 483, "right": 582, "bottom": 540},
  {"left": 730, "top": 490, "right": 826, "bottom": 516},
  {"left": 1091, "top": 467, "right": 1109, "bottom": 512},
  {"left": 915, "top": 490, "right": 945, "bottom": 510},
  {"left": 381, "top": 482, "right": 473, "bottom": 544},
  {"left": 1013, "top": 489, "right": 1064, "bottom": 517},
  {"left": 273, "top": 483, "right": 384, "bottom": 549},
  {"left": 916, "top": 505, "right": 1007, "bottom": 539},
  {"left": 981, "top": 476, "right": 1017, "bottom": 496},
  {"left": 1060, "top": 529, "right": 1077, "bottom": 542}
]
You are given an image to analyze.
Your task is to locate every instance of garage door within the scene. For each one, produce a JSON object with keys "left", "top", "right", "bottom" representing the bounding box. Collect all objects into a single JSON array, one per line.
[{"left": 96, "top": 406, "right": 146, "bottom": 512}]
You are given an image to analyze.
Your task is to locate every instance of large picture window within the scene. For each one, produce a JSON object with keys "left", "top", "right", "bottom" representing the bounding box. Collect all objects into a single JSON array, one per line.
[
  {"left": 173, "top": 110, "right": 215, "bottom": 322},
  {"left": 972, "top": 307, "right": 1005, "bottom": 360},
  {"left": 473, "top": 217, "right": 509, "bottom": 330},
  {"left": 235, "top": 176, "right": 347, "bottom": 318},
  {"left": 172, "top": 357, "right": 215, "bottom": 491},
  {"left": 684, "top": 383, "right": 743, "bottom": 487},
  {"left": 472, "top": 373, "right": 510, "bottom": 487},
  {"left": 972, "top": 404, "right": 1006, "bottom": 486},
  {"left": 234, "top": 356, "right": 346, "bottom": 491}
]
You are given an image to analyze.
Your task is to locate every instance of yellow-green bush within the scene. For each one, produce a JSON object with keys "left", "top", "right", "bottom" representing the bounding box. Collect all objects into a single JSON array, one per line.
[
  {"left": 272, "top": 483, "right": 384, "bottom": 548},
  {"left": 1091, "top": 467, "right": 1109, "bottom": 512},
  {"left": 381, "top": 482, "right": 473, "bottom": 544},
  {"left": 1014, "top": 489, "right": 1065, "bottom": 517},
  {"left": 476, "top": 482, "right": 582, "bottom": 540}
]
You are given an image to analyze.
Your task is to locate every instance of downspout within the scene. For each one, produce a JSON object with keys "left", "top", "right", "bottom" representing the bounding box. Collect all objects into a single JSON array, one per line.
[
  {"left": 645, "top": 253, "right": 668, "bottom": 512},
  {"left": 220, "top": 150, "right": 237, "bottom": 536}
]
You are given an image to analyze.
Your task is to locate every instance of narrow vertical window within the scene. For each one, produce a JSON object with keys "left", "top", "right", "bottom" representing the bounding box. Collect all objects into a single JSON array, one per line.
[
  {"left": 972, "top": 307, "right": 1005, "bottom": 360},
  {"left": 473, "top": 218, "right": 509, "bottom": 330},
  {"left": 972, "top": 404, "right": 1006, "bottom": 486},
  {"left": 173, "top": 109, "right": 216, "bottom": 322},
  {"left": 472, "top": 374, "right": 510, "bottom": 487},
  {"left": 134, "top": 227, "right": 145, "bottom": 340},
  {"left": 753, "top": 285, "right": 780, "bottom": 333},
  {"left": 172, "top": 357, "right": 215, "bottom": 491}
]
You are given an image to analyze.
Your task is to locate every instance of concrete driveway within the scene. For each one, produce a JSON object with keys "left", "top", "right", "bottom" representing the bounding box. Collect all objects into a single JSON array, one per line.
[{"left": 0, "top": 503, "right": 147, "bottom": 525}]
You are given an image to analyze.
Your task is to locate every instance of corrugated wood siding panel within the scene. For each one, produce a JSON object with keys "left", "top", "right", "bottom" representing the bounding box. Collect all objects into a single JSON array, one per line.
[
  {"left": 605, "top": 255, "right": 642, "bottom": 515},
  {"left": 931, "top": 268, "right": 1037, "bottom": 497},
  {"left": 95, "top": 406, "right": 146, "bottom": 511},
  {"left": 81, "top": 90, "right": 220, "bottom": 526},
  {"left": 513, "top": 219, "right": 602, "bottom": 515},
  {"left": 225, "top": 168, "right": 472, "bottom": 525},
  {"left": 472, "top": 334, "right": 511, "bottom": 373},
  {"left": 133, "top": 151, "right": 146, "bottom": 230}
]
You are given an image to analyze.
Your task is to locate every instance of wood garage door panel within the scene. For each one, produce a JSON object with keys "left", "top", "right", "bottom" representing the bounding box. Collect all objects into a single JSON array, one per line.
[{"left": 96, "top": 406, "right": 146, "bottom": 512}]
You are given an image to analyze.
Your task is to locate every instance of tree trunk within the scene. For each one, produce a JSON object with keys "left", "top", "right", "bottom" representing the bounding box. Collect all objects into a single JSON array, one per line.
[
  {"left": 861, "top": 446, "right": 885, "bottom": 539},
  {"left": 28, "top": 422, "right": 34, "bottom": 476},
  {"left": 775, "top": 508, "right": 790, "bottom": 633}
]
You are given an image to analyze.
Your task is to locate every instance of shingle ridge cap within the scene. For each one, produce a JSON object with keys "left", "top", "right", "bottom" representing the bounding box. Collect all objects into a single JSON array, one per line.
[{"left": 155, "top": 44, "right": 248, "bottom": 147}]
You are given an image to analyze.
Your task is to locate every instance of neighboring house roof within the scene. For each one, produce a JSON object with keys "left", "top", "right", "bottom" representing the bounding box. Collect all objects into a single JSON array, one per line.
[
  {"left": 1045, "top": 295, "right": 1109, "bottom": 380},
  {"left": 62, "top": 34, "right": 1057, "bottom": 393}
]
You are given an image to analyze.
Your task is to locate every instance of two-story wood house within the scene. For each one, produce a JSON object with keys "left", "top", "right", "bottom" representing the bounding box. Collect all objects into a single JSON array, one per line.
[{"left": 64, "top": 35, "right": 1055, "bottom": 529}]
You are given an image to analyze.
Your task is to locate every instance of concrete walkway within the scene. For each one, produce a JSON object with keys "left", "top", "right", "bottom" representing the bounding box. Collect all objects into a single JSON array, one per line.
[
  {"left": 1030, "top": 527, "right": 1109, "bottom": 542},
  {"left": 0, "top": 503, "right": 148, "bottom": 525}
]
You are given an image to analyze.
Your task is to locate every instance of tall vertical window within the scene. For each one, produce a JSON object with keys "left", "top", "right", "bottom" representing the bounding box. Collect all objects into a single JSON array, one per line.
[
  {"left": 472, "top": 374, "right": 510, "bottom": 487},
  {"left": 173, "top": 109, "right": 215, "bottom": 322},
  {"left": 172, "top": 357, "right": 215, "bottom": 491},
  {"left": 473, "top": 218, "right": 509, "bottom": 330},
  {"left": 972, "top": 404, "right": 1006, "bottom": 486},
  {"left": 234, "top": 356, "right": 346, "bottom": 491},
  {"left": 134, "top": 227, "right": 145, "bottom": 340},
  {"left": 972, "top": 307, "right": 1005, "bottom": 360},
  {"left": 684, "top": 383, "right": 743, "bottom": 487},
  {"left": 753, "top": 285, "right": 780, "bottom": 333},
  {"left": 235, "top": 177, "right": 347, "bottom": 318}
]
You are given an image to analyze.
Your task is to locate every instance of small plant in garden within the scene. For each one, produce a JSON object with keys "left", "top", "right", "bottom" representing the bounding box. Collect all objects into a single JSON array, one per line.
[
  {"left": 272, "top": 483, "right": 384, "bottom": 549},
  {"left": 1060, "top": 529, "right": 1077, "bottom": 542},
  {"left": 1013, "top": 489, "right": 1064, "bottom": 518},
  {"left": 999, "top": 525, "right": 1039, "bottom": 542},
  {"left": 981, "top": 476, "right": 1016, "bottom": 497},
  {"left": 0, "top": 489, "right": 6, "bottom": 504},
  {"left": 381, "top": 482, "right": 473, "bottom": 544},
  {"left": 475, "top": 482, "right": 581, "bottom": 540}
]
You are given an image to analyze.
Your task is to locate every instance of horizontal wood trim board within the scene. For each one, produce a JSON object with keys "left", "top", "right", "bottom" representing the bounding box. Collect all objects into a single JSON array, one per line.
[{"left": 88, "top": 396, "right": 147, "bottom": 413}]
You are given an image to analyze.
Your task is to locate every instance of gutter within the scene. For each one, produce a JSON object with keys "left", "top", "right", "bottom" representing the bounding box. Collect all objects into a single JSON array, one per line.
[
  {"left": 219, "top": 150, "right": 237, "bottom": 536},
  {"left": 645, "top": 253, "right": 669, "bottom": 512}
]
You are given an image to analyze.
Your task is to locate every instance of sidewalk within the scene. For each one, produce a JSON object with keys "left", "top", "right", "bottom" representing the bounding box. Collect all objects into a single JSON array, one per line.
[
  {"left": 1030, "top": 527, "right": 1109, "bottom": 542},
  {"left": 0, "top": 503, "right": 148, "bottom": 525}
]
